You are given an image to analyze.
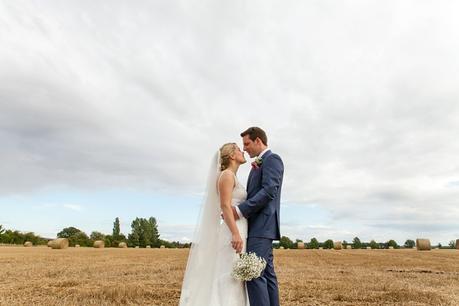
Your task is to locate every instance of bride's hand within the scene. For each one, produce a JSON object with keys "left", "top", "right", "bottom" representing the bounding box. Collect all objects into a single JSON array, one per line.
[{"left": 231, "top": 233, "right": 243, "bottom": 254}]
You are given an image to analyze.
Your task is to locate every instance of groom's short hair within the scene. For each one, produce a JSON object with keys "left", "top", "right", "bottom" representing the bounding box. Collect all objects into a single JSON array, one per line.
[{"left": 240, "top": 127, "right": 268, "bottom": 145}]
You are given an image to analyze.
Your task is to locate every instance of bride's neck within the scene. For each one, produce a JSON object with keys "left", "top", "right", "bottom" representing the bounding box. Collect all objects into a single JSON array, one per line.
[{"left": 227, "top": 162, "right": 239, "bottom": 174}]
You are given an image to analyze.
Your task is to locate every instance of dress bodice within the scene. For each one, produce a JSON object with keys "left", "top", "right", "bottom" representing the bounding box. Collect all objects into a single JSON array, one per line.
[
  {"left": 231, "top": 175, "right": 247, "bottom": 206},
  {"left": 217, "top": 171, "right": 247, "bottom": 206}
]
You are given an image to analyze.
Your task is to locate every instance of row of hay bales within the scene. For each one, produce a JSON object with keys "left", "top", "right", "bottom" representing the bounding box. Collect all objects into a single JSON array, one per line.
[
  {"left": 44, "top": 239, "right": 106, "bottom": 249},
  {"left": 290, "top": 238, "right": 459, "bottom": 250},
  {"left": 22, "top": 240, "right": 170, "bottom": 248},
  {"left": 287, "top": 241, "right": 358, "bottom": 250},
  {"left": 41, "top": 239, "right": 166, "bottom": 249}
]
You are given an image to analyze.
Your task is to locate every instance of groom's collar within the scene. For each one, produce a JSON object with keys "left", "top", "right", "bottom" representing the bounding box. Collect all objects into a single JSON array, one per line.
[{"left": 258, "top": 148, "right": 270, "bottom": 159}]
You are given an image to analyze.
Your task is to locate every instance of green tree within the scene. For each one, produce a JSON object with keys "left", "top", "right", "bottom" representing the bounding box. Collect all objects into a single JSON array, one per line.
[
  {"left": 449, "top": 240, "right": 456, "bottom": 249},
  {"left": 308, "top": 237, "right": 319, "bottom": 249},
  {"left": 387, "top": 239, "right": 398, "bottom": 249},
  {"left": 128, "top": 218, "right": 142, "bottom": 247},
  {"left": 23, "top": 232, "right": 40, "bottom": 245},
  {"left": 404, "top": 239, "right": 415, "bottom": 248},
  {"left": 141, "top": 218, "right": 152, "bottom": 247},
  {"left": 369, "top": 240, "right": 379, "bottom": 249},
  {"left": 0, "top": 228, "right": 46, "bottom": 245},
  {"left": 110, "top": 217, "right": 127, "bottom": 247},
  {"left": 323, "top": 239, "right": 334, "bottom": 249},
  {"left": 0, "top": 225, "right": 5, "bottom": 243},
  {"left": 72, "top": 231, "right": 90, "bottom": 247},
  {"left": 57, "top": 227, "right": 89, "bottom": 247},
  {"left": 2, "top": 230, "right": 21, "bottom": 244},
  {"left": 128, "top": 217, "right": 160, "bottom": 248},
  {"left": 352, "top": 237, "right": 362, "bottom": 249},
  {"left": 104, "top": 235, "right": 113, "bottom": 247},
  {"left": 57, "top": 227, "right": 82, "bottom": 239},
  {"left": 113, "top": 218, "right": 121, "bottom": 238},
  {"left": 148, "top": 217, "right": 160, "bottom": 247},
  {"left": 279, "top": 236, "right": 294, "bottom": 249},
  {"left": 118, "top": 233, "right": 127, "bottom": 242},
  {"left": 90, "top": 231, "right": 105, "bottom": 242}
]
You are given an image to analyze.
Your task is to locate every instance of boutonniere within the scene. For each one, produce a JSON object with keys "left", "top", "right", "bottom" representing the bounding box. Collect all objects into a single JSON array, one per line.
[{"left": 251, "top": 157, "right": 263, "bottom": 169}]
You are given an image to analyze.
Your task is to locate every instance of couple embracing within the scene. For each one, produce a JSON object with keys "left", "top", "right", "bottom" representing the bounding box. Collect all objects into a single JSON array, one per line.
[{"left": 179, "top": 127, "right": 284, "bottom": 306}]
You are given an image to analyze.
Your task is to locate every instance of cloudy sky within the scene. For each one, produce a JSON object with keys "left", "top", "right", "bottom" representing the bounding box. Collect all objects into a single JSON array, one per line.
[{"left": 1, "top": 1, "right": 458, "bottom": 245}]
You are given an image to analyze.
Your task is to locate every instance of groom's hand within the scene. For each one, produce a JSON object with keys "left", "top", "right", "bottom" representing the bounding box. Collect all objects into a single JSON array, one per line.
[{"left": 231, "top": 206, "right": 240, "bottom": 220}]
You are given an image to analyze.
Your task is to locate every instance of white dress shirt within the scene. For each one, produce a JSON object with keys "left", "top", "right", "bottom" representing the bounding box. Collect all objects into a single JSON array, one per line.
[{"left": 235, "top": 148, "right": 269, "bottom": 219}]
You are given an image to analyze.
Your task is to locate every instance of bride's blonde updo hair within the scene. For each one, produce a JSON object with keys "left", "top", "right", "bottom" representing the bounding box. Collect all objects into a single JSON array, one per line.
[{"left": 219, "top": 143, "right": 237, "bottom": 171}]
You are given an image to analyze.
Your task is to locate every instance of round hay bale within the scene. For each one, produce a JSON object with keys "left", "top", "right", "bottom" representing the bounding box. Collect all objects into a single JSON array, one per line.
[
  {"left": 297, "top": 242, "right": 304, "bottom": 249},
  {"left": 118, "top": 242, "right": 127, "bottom": 248},
  {"left": 75, "top": 244, "right": 80, "bottom": 248},
  {"left": 47, "top": 240, "right": 53, "bottom": 247},
  {"left": 388, "top": 246, "right": 394, "bottom": 249},
  {"left": 416, "top": 239, "right": 431, "bottom": 251},
  {"left": 279, "top": 246, "right": 284, "bottom": 250},
  {"left": 50, "top": 238, "right": 69, "bottom": 249},
  {"left": 366, "top": 246, "right": 371, "bottom": 249},
  {"left": 146, "top": 245, "right": 151, "bottom": 248},
  {"left": 135, "top": 246, "right": 140, "bottom": 249},
  {"left": 160, "top": 245, "right": 165, "bottom": 249},
  {"left": 24, "top": 241, "right": 33, "bottom": 247},
  {"left": 319, "top": 247, "right": 323, "bottom": 250},
  {"left": 346, "top": 245, "right": 352, "bottom": 249},
  {"left": 333, "top": 241, "right": 342, "bottom": 250},
  {"left": 93, "top": 240, "right": 105, "bottom": 248}
]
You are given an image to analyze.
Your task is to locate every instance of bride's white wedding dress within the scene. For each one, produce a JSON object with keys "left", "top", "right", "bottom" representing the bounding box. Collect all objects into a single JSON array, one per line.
[
  {"left": 209, "top": 172, "right": 250, "bottom": 305},
  {"left": 179, "top": 162, "right": 250, "bottom": 306}
]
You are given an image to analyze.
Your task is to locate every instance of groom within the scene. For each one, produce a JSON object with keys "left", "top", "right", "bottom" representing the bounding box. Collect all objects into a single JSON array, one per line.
[{"left": 232, "top": 127, "right": 284, "bottom": 306}]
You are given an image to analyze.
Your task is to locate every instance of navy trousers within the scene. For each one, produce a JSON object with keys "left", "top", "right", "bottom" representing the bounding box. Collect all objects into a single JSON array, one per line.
[{"left": 246, "top": 237, "right": 279, "bottom": 306}]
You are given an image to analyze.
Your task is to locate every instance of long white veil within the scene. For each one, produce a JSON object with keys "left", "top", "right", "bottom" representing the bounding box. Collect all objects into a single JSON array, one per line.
[{"left": 179, "top": 150, "right": 222, "bottom": 305}]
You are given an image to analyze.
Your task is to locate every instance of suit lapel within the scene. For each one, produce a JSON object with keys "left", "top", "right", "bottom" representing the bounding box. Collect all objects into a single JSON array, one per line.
[
  {"left": 246, "top": 150, "right": 272, "bottom": 193},
  {"left": 247, "top": 168, "right": 254, "bottom": 192}
]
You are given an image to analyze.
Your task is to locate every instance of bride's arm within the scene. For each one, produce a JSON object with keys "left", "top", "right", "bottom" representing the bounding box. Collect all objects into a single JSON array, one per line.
[{"left": 218, "top": 170, "right": 243, "bottom": 253}]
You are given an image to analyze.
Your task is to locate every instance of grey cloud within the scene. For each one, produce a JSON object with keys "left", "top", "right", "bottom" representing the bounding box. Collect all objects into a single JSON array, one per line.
[
  {"left": 369, "top": 222, "right": 458, "bottom": 233},
  {"left": 1, "top": 1, "right": 459, "bottom": 242}
]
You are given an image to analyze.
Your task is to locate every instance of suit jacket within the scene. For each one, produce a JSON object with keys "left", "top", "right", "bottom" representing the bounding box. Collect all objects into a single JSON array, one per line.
[{"left": 238, "top": 150, "right": 283, "bottom": 240}]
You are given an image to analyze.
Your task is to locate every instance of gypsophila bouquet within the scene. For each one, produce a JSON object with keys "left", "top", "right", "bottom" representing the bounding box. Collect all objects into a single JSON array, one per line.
[{"left": 231, "top": 252, "right": 267, "bottom": 281}]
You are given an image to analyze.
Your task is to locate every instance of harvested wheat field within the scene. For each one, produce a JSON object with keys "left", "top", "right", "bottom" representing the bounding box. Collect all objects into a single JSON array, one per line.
[{"left": 1, "top": 247, "right": 458, "bottom": 306}]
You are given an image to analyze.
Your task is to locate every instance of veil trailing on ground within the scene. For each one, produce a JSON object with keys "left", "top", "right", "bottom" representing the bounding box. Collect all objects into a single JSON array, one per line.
[{"left": 179, "top": 150, "right": 222, "bottom": 306}]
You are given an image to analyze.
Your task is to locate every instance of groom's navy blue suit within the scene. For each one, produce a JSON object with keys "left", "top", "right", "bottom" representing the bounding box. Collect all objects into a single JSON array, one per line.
[{"left": 238, "top": 150, "right": 283, "bottom": 306}]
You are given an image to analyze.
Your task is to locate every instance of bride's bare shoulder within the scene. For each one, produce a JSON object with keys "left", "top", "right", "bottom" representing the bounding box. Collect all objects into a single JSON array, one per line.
[
  {"left": 219, "top": 169, "right": 234, "bottom": 181},
  {"left": 218, "top": 170, "right": 235, "bottom": 187}
]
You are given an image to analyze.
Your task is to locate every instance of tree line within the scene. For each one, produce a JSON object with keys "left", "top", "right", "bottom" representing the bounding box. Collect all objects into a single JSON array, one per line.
[
  {"left": 2, "top": 222, "right": 456, "bottom": 250},
  {"left": 0, "top": 224, "right": 48, "bottom": 245},
  {"left": 0, "top": 218, "right": 191, "bottom": 248},
  {"left": 275, "top": 236, "right": 458, "bottom": 249}
]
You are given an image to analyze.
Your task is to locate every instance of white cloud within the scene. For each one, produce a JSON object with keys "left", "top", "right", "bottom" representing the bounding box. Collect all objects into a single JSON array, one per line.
[
  {"left": 63, "top": 204, "right": 83, "bottom": 212},
  {"left": 1, "top": 1, "right": 459, "bottom": 243}
]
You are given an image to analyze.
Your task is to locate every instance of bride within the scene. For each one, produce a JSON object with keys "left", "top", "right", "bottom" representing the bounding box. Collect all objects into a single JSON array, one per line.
[{"left": 179, "top": 143, "right": 250, "bottom": 306}]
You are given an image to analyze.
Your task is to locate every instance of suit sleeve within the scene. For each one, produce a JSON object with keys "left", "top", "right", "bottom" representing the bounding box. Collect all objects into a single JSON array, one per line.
[{"left": 238, "top": 154, "right": 284, "bottom": 219}]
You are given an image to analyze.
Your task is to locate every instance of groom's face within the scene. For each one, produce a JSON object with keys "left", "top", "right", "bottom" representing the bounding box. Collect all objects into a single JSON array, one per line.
[{"left": 242, "top": 135, "right": 260, "bottom": 158}]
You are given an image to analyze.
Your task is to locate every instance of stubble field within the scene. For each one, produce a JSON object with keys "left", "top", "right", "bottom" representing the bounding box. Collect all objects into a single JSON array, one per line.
[{"left": 1, "top": 247, "right": 458, "bottom": 306}]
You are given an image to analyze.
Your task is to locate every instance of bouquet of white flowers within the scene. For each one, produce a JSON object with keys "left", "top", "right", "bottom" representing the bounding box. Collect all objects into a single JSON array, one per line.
[{"left": 231, "top": 252, "right": 267, "bottom": 281}]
